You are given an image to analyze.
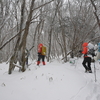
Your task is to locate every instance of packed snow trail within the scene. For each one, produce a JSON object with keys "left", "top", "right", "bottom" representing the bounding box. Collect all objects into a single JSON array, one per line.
[
  {"left": 0, "top": 59, "right": 100, "bottom": 100},
  {"left": 69, "top": 58, "right": 100, "bottom": 100}
]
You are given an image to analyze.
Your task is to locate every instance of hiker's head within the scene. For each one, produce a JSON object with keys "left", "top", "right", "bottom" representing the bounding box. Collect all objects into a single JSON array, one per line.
[
  {"left": 39, "top": 43, "right": 43, "bottom": 47},
  {"left": 82, "top": 42, "right": 88, "bottom": 47}
]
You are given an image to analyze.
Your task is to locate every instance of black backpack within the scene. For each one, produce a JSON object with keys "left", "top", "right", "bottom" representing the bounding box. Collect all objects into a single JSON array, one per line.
[{"left": 88, "top": 48, "right": 96, "bottom": 57}]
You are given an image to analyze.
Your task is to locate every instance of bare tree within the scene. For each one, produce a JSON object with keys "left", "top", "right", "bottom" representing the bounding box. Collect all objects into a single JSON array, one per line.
[
  {"left": 65, "top": 0, "right": 98, "bottom": 57},
  {"left": 90, "top": 0, "right": 100, "bottom": 29},
  {"left": 8, "top": 0, "right": 26, "bottom": 74}
]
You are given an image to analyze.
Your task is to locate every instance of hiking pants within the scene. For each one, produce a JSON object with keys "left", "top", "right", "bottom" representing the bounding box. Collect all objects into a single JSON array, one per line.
[
  {"left": 37, "top": 54, "right": 45, "bottom": 62},
  {"left": 82, "top": 57, "right": 91, "bottom": 71}
]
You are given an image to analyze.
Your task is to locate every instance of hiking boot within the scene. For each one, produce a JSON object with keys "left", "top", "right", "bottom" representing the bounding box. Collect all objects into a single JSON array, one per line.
[
  {"left": 88, "top": 70, "right": 92, "bottom": 73},
  {"left": 42, "top": 62, "right": 45, "bottom": 65},
  {"left": 37, "top": 61, "right": 40, "bottom": 65},
  {"left": 85, "top": 70, "right": 88, "bottom": 73},
  {"left": 85, "top": 69, "right": 90, "bottom": 73}
]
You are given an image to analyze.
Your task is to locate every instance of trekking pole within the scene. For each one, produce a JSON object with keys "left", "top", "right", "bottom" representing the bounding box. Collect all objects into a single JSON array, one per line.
[{"left": 93, "top": 57, "right": 97, "bottom": 82}]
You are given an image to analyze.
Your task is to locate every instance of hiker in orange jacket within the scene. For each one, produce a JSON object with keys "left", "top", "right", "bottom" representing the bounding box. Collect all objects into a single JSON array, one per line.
[
  {"left": 79, "top": 42, "right": 92, "bottom": 73},
  {"left": 37, "top": 43, "right": 46, "bottom": 65}
]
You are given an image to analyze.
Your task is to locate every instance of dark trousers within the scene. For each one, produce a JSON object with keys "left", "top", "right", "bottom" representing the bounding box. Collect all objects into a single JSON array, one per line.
[
  {"left": 37, "top": 55, "right": 45, "bottom": 62},
  {"left": 82, "top": 57, "right": 91, "bottom": 71}
]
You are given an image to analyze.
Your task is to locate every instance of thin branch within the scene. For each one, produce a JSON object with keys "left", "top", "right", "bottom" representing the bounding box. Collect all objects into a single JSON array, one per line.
[
  {"left": 62, "top": 35, "right": 100, "bottom": 60},
  {"left": 0, "top": 28, "right": 25, "bottom": 50},
  {"left": 32, "top": 0, "right": 54, "bottom": 11},
  {"left": 88, "top": 36, "right": 100, "bottom": 43},
  {"left": 90, "top": 0, "right": 100, "bottom": 28}
]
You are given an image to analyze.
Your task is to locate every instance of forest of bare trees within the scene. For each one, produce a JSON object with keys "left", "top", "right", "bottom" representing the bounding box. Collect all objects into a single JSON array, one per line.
[{"left": 0, "top": 0, "right": 100, "bottom": 74}]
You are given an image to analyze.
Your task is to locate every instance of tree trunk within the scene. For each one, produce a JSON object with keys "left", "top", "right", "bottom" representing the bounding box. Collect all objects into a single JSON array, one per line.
[
  {"left": 19, "top": 0, "right": 35, "bottom": 72},
  {"left": 47, "top": 28, "right": 52, "bottom": 62},
  {"left": 9, "top": 0, "right": 35, "bottom": 74},
  {"left": 8, "top": 0, "right": 26, "bottom": 74}
]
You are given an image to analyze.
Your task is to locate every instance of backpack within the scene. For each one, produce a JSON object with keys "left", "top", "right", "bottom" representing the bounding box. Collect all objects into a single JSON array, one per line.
[
  {"left": 88, "top": 49, "right": 95, "bottom": 56},
  {"left": 41, "top": 46, "right": 46, "bottom": 55},
  {"left": 87, "top": 43, "right": 95, "bottom": 57}
]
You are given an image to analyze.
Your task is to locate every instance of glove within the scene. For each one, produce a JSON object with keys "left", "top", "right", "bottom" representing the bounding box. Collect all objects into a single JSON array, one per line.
[
  {"left": 38, "top": 52, "right": 41, "bottom": 55},
  {"left": 92, "top": 53, "right": 96, "bottom": 57},
  {"left": 79, "top": 50, "right": 82, "bottom": 53}
]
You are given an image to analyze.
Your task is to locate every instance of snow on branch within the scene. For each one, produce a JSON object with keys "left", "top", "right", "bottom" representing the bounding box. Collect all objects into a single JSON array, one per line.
[
  {"left": 0, "top": 28, "right": 25, "bottom": 50},
  {"left": 32, "top": 0, "right": 54, "bottom": 11},
  {"left": 13, "top": 63, "right": 22, "bottom": 72}
]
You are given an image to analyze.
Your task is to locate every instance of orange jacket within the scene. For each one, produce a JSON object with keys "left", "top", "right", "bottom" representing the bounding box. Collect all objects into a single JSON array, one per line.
[{"left": 82, "top": 42, "right": 88, "bottom": 57}]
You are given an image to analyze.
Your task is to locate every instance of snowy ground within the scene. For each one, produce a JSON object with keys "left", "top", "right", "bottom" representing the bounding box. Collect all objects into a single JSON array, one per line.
[{"left": 0, "top": 58, "right": 100, "bottom": 100}]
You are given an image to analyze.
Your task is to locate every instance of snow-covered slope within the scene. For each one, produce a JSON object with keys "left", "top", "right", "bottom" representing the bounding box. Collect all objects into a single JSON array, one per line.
[{"left": 0, "top": 58, "right": 100, "bottom": 100}]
